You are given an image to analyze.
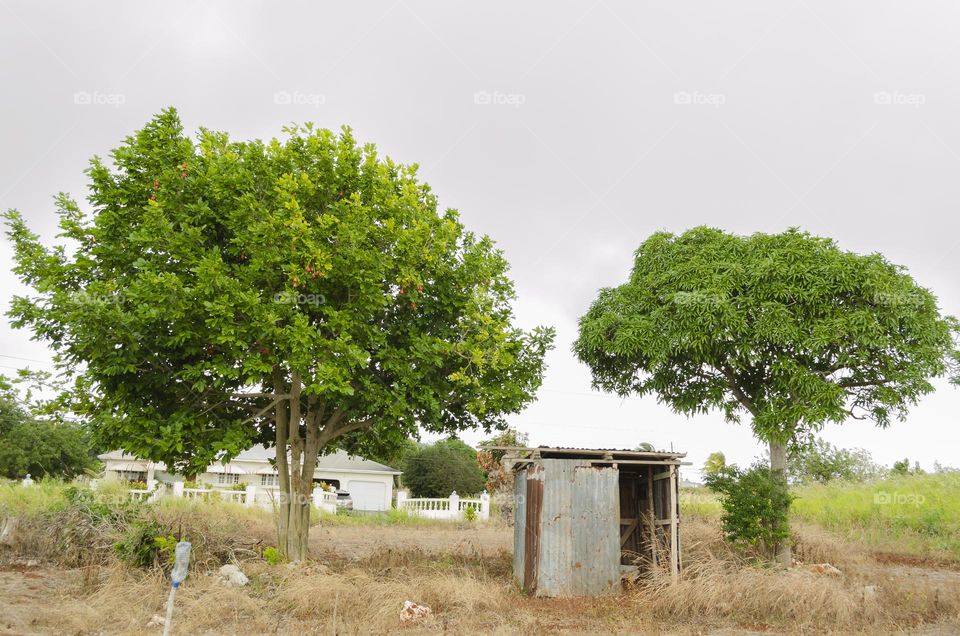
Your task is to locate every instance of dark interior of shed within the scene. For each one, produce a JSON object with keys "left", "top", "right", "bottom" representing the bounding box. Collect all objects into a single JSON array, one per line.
[{"left": 617, "top": 464, "right": 678, "bottom": 574}]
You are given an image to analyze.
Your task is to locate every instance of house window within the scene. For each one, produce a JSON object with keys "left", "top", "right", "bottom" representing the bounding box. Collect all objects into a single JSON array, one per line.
[
  {"left": 261, "top": 474, "right": 279, "bottom": 487},
  {"left": 217, "top": 473, "right": 240, "bottom": 485},
  {"left": 119, "top": 471, "right": 146, "bottom": 483}
]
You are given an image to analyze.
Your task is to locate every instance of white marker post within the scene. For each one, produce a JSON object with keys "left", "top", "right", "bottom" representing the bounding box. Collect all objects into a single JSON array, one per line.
[{"left": 162, "top": 541, "right": 192, "bottom": 636}]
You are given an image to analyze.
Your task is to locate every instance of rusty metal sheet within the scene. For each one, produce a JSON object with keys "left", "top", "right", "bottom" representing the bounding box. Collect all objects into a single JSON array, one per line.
[
  {"left": 534, "top": 459, "right": 620, "bottom": 597},
  {"left": 513, "top": 467, "right": 527, "bottom": 585},
  {"left": 523, "top": 463, "right": 544, "bottom": 593}
]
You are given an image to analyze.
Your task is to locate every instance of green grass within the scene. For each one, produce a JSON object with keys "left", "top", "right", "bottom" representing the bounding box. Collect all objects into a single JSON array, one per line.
[
  {"left": 680, "top": 487, "right": 722, "bottom": 519},
  {"left": 791, "top": 472, "right": 960, "bottom": 561},
  {"left": 0, "top": 479, "right": 71, "bottom": 515},
  {"left": 685, "top": 473, "right": 960, "bottom": 561}
]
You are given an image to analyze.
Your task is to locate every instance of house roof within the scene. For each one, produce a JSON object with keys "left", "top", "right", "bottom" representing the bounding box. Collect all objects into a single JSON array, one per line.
[
  {"left": 485, "top": 445, "right": 687, "bottom": 461},
  {"left": 99, "top": 445, "right": 400, "bottom": 475}
]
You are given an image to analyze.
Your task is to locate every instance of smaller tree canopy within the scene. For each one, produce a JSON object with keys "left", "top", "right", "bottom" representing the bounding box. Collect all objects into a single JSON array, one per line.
[
  {"left": 787, "top": 438, "right": 882, "bottom": 484},
  {"left": 891, "top": 458, "right": 925, "bottom": 476},
  {"left": 0, "top": 376, "right": 96, "bottom": 479},
  {"left": 702, "top": 451, "right": 727, "bottom": 478},
  {"left": 403, "top": 438, "right": 486, "bottom": 498},
  {"left": 477, "top": 427, "right": 528, "bottom": 493}
]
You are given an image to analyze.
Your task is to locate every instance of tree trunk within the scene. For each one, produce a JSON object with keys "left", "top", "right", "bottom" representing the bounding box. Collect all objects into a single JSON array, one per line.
[
  {"left": 270, "top": 368, "right": 366, "bottom": 562},
  {"left": 768, "top": 440, "right": 792, "bottom": 568},
  {"left": 271, "top": 367, "right": 326, "bottom": 562}
]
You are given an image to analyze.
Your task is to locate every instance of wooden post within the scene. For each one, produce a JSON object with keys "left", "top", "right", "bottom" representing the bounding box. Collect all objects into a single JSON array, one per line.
[
  {"left": 647, "top": 465, "right": 656, "bottom": 568},
  {"left": 668, "top": 464, "right": 679, "bottom": 581}
]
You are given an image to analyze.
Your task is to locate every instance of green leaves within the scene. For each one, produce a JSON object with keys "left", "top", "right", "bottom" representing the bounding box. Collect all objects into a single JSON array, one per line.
[
  {"left": 4, "top": 108, "right": 554, "bottom": 473},
  {"left": 575, "top": 226, "right": 958, "bottom": 444}
]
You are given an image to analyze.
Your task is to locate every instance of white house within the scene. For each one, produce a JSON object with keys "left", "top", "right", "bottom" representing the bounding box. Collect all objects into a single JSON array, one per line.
[{"left": 98, "top": 445, "right": 401, "bottom": 511}]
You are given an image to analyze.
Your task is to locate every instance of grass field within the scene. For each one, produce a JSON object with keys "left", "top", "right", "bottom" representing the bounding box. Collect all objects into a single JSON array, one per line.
[{"left": 681, "top": 472, "right": 960, "bottom": 562}]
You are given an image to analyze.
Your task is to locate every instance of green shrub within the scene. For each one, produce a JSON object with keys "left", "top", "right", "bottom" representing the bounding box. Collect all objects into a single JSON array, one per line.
[
  {"left": 463, "top": 506, "right": 478, "bottom": 522},
  {"left": 704, "top": 463, "right": 793, "bottom": 559},
  {"left": 113, "top": 518, "right": 168, "bottom": 568},
  {"left": 263, "top": 546, "right": 283, "bottom": 565}
]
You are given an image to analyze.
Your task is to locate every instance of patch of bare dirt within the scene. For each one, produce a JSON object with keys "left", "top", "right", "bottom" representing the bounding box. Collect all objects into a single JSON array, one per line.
[{"left": 0, "top": 566, "right": 79, "bottom": 636}]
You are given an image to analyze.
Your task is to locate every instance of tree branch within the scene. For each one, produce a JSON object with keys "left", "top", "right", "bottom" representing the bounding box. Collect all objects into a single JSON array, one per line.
[{"left": 719, "top": 363, "right": 759, "bottom": 417}]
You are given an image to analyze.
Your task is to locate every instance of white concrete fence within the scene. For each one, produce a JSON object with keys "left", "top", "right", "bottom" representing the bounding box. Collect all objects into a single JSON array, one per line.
[
  {"left": 116, "top": 479, "right": 339, "bottom": 513},
  {"left": 396, "top": 490, "right": 490, "bottom": 521}
]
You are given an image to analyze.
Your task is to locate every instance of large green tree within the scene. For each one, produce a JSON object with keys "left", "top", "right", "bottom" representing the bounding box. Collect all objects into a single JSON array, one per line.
[
  {"left": 4, "top": 109, "right": 554, "bottom": 559},
  {"left": 574, "top": 226, "right": 958, "bottom": 565}
]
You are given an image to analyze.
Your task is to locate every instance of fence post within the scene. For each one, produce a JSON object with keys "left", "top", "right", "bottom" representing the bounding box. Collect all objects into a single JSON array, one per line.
[
  {"left": 312, "top": 485, "right": 323, "bottom": 509},
  {"left": 245, "top": 484, "right": 257, "bottom": 507},
  {"left": 449, "top": 491, "right": 460, "bottom": 520},
  {"left": 173, "top": 481, "right": 184, "bottom": 498},
  {"left": 395, "top": 489, "right": 408, "bottom": 510},
  {"left": 479, "top": 491, "right": 490, "bottom": 521}
]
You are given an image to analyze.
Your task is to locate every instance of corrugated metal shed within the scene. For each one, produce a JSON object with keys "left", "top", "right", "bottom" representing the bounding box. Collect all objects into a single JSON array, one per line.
[{"left": 501, "top": 446, "right": 687, "bottom": 597}]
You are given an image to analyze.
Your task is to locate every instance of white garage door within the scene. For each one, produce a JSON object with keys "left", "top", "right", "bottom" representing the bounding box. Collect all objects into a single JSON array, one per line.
[{"left": 347, "top": 480, "right": 387, "bottom": 511}]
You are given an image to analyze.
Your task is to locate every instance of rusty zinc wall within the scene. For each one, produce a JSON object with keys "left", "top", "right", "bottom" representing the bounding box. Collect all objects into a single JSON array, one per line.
[
  {"left": 514, "top": 459, "right": 621, "bottom": 597},
  {"left": 512, "top": 466, "right": 527, "bottom": 584}
]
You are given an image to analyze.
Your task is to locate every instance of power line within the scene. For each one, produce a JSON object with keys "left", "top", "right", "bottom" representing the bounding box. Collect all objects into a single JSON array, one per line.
[{"left": 0, "top": 353, "right": 56, "bottom": 365}]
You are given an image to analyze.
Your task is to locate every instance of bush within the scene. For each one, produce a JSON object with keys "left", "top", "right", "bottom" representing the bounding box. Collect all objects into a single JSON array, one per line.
[
  {"left": 263, "top": 546, "right": 284, "bottom": 565},
  {"left": 113, "top": 519, "right": 167, "bottom": 568},
  {"left": 704, "top": 464, "right": 793, "bottom": 559},
  {"left": 403, "top": 438, "right": 486, "bottom": 498}
]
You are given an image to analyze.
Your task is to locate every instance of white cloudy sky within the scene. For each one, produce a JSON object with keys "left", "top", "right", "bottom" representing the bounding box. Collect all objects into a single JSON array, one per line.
[{"left": 1, "top": 2, "right": 958, "bottom": 478}]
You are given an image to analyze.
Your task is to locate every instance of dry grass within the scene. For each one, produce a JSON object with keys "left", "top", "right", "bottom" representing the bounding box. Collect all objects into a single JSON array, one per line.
[
  {"left": 4, "top": 486, "right": 959, "bottom": 634},
  {"left": 3, "top": 518, "right": 954, "bottom": 635}
]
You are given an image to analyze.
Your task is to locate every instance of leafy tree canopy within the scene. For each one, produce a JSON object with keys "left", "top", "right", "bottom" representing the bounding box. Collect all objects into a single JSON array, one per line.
[
  {"left": 4, "top": 108, "right": 554, "bottom": 474},
  {"left": 4, "top": 108, "right": 553, "bottom": 558},
  {"left": 574, "top": 226, "right": 959, "bottom": 446}
]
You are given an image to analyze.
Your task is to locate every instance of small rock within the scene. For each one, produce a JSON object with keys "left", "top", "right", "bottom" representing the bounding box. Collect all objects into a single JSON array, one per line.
[
  {"left": 399, "top": 600, "right": 432, "bottom": 623},
  {"left": 146, "top": 614, "right": 166, "bottom": 627},
  {"left": 218, "top": 564, "right": 250, "bottom": 587},
  {"left": 863, "top": 584, "right": 880, "bottom": 599}
]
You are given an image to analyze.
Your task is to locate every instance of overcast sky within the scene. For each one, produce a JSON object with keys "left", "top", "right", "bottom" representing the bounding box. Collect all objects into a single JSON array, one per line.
[{"left": 2, "top": 1, "right": 958, "bottom": 478}]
